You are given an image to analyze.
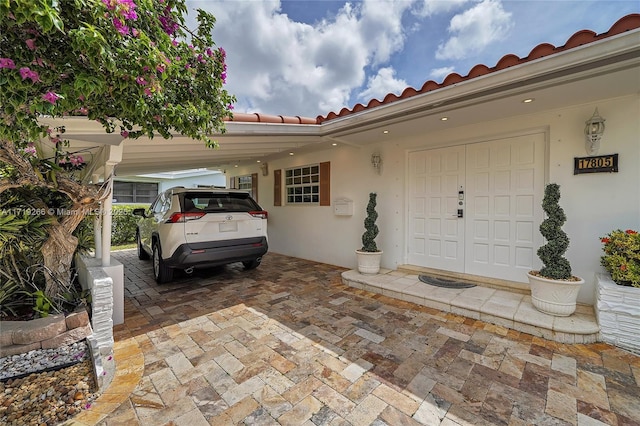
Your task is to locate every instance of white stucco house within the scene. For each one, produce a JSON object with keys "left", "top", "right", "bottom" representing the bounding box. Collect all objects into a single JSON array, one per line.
[{"left": 61, "top": 13, "right": 639, "bottom": 345}]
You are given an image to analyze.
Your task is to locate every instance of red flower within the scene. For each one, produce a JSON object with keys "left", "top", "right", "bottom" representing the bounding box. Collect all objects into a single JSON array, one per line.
[
  {"left": 625, "top": 230, "right": 637, "bottom": 235},
  {"left": 620, "top": 264, "right": 627, "bottom": 271},
  {"left": 601, "top": 238, "right": 610, "bottom": 244}
]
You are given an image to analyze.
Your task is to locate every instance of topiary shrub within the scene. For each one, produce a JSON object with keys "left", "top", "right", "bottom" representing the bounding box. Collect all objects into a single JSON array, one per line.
[
  {"left": 361, "top": 192, "right": 379, "bottom": 252},
  {"left": 537, "top": 183, "right": 572, "bottom": 280}
]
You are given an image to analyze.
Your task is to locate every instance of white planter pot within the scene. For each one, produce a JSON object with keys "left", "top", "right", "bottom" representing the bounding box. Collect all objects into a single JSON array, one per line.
[
  {"left": 527, "top": 272, "right": 584, "bottom": 316},
  {"left": 355, "top": 250, "right": 383, "bottom": 274},
  {"left": 596, "top": 273, "right": 640, "bottom": 355}
]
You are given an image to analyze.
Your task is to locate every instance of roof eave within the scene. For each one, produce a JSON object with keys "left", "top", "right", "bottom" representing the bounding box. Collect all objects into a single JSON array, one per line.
[{"left": 319, "top": 28, "right": 640, "bottom": 136}]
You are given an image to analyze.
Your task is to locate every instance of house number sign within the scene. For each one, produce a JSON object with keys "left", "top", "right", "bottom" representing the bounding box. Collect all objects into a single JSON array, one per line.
[{"left": 574, "top": 153, "right": 618, "bottom": 175}]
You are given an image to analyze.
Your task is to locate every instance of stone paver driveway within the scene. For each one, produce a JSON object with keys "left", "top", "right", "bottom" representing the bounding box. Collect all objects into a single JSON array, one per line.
[{"left": 100, "top": 250, "right": 640, "bottom": 425}]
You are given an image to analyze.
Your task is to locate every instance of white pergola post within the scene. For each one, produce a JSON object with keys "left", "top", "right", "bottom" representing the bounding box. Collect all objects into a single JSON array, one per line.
[
  {"left": 101, "top": 165, "right": 114, "bottom": 267},
  {"left": 97, "top": 145, "right": 124, "bottom": 325},
  {"left": 92, "top": 173, "right": 102, "bottom": 259}
]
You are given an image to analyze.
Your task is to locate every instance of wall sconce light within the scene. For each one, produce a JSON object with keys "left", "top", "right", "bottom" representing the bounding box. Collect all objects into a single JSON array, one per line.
[
  {"left": 260, "top": 162, "right": 269, "bottom": 176},
  {"left": 584, "top": 108, "right": 605, "bottom": 155},
  {"left": 371, "top": 153, "right": 381, "bottom": 173}
]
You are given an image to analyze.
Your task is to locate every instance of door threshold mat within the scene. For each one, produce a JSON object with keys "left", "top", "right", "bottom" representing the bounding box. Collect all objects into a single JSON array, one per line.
[{"left": 419, "top": 274, "right": 477, "bottom": 289}]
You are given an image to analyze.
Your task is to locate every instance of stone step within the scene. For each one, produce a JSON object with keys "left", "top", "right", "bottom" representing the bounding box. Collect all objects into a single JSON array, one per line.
[{"left": 342, "top": 268, "right": 600, "bottom": 344}]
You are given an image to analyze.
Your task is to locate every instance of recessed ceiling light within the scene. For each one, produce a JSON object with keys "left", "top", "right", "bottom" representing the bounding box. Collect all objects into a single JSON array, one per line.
[
  {"left": 234, "top": 165, "right": 238, "bottom": 168},
  {"left": 332, "top": 143, "right": 337, "bottom": 146},
  {"left": 256, "top": 160, "right": 261, "bottom": 163},
  {"left": 523, "top": 98, "right": 534, "bottom": 103},
  {"left": 383, "top": 130, "right": 389, "bottom": 134},
  {"left": 289, "top": 152, "right": 294, "bottom": 156},
  {"left": 440, "top": 117, "right": 448, "bottom": 121}
]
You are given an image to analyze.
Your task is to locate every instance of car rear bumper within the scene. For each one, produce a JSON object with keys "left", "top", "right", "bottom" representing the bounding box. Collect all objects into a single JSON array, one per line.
[{"left": 163, "top": 236, "right": 268, "bottom": 269}]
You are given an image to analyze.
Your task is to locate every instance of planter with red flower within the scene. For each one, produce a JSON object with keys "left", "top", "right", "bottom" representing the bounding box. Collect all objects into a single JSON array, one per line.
[{"left": 596, "top": 229, "right": 640, "bottom": 354}]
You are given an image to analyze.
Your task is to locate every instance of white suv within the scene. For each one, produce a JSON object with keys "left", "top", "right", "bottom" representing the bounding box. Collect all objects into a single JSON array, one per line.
[{"left": 133, "top": 187, "right": 268, "bottom": 283}]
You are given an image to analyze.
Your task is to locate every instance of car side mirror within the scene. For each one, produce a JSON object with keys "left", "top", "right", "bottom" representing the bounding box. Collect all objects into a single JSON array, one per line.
[{"left": 132, "top": 208, "right": 147, "bottom": 217}]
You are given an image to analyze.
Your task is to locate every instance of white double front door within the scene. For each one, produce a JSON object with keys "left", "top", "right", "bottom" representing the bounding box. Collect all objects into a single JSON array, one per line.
[{"left": 408, "top": 133, "right": 545, "bottom": 282}]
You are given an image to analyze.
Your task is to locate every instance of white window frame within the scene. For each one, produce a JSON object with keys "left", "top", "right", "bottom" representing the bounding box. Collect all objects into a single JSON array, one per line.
[{"left": 285, "top": 164, "right": 320, "bottom": 204}]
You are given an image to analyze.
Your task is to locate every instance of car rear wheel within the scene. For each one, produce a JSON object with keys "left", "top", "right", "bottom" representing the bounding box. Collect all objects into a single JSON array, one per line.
[
  {"left": 137, "top": 231, "right": 149, "bottom": 260},
  {"left": 152, "top": 241, "right": 173, "bottom": 284},
  {"left": 242, "top": 258, "right": 261, "bottom": 270}
]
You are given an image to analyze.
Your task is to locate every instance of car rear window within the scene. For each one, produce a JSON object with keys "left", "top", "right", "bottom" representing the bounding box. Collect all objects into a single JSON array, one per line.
[{"left": 182, "top": 192, "right": 260, "bottom": 213}]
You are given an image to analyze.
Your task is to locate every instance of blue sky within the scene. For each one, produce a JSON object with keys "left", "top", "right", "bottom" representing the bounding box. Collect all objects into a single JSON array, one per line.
[{"left": 187, "top": 0, "right": 638, "bottom": 118}]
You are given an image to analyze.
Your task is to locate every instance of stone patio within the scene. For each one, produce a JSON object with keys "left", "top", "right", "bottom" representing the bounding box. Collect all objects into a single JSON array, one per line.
[{"left": 72, "top": 250, "right": 639, "bottom": 425}]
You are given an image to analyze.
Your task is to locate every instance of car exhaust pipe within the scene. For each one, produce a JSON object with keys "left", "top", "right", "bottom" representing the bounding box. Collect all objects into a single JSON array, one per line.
[{"left": 184, "top": 267, "right": 194, "bottom": 274}]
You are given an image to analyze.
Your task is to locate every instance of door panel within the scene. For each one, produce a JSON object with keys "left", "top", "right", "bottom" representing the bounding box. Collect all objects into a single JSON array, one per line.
[
  {"left": 408, "top": 146, "right": 465, "bottom": 271},
  {"left": 407, "top": 133, "right": 545, "bottom": 282},
  {"left": 465, "top": 134, "right": 545, "bottom": 282}
]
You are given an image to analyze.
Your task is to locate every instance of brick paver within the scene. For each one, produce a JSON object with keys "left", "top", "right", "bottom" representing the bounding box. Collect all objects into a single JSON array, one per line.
[{"left": 100, "top": 251, "right": 640, "bottom": 425}]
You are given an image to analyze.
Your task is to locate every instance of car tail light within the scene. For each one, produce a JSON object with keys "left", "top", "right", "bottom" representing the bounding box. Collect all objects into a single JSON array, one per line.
[
  {"left": 249, "top": 210, "right": 268, "bottom": 219},
  {"left": 167, "top": 212, "right": 205, "bottom": 223}
]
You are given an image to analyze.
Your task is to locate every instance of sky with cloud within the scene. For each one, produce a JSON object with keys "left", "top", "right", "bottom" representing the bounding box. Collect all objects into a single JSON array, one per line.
[{"left": 186, "top": 0, "right": 638, "bottom": 118}]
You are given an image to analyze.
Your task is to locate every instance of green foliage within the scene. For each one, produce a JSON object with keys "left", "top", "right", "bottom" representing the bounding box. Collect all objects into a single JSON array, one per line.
[
  {"left": 600, "top": 229, "right": 640, "bottom": 288},
  {"left": 361, "top": 193, "right": 379, "bottom": 252},
  {"left": 1, "top": 0, "right": 234, "bottom": 305},
  {"left": 0, "top": 188, "right": 90, "bottom": 318},
  {"left": 112, "top": 204, "right": 149, "bottom": 245},
  {"left": 537, "top": 183, "right": 572, "bottom": 280},
  {"left": 31, "top": 289, "right": 52, "bottom": 317},
  {"left": 0, "top": 280, "right": 25, "bottom": 318},
  {"left": 0, "top": 0, "right": 235, "bottom": 148},
  {"left": 77, "top": 203, "right": 149, "bottom": 247}
]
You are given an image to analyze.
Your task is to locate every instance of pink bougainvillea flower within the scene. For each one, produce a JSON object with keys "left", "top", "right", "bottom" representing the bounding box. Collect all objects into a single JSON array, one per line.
[
  {"left": 25, "top": 39, "right": 36, "bottom": 50},
  {"left": 171, "top": 39, "right": 179, "bottom": 47},
  {"left": 70, "top": 155, "right": 84, "bottom": 166},
  {"left": 220, "top": 72, "right": 226, "bottom": 83},
  {"left": 120, "top": 130, "right": 129, "bottom": 138},
  {"left": 132, "top": 28, "right": 139, "bottom": 37},
  {"left": 19, "top": 67, "right": 40, "bottom": 82},
  {"left": 144, "top": 87, "right": 152, "bottom": 96},
  {"left": 50, "top": 136, "right": 61, "bottom": 144},
  {"left": 159, "top": 7, "right": 179, "bottom": 36},
  {"left": 156, "top": 64, "right": 165, "bottom": 73},
  {"left": 23, "top": 143, "right": 37, "bottom": 156},
  {"left": 135, "top": 76, "right": 147, "bottom": 85},
  {"left": 218, "top": 47, "right": 226, "bottom": 58},
  {"left": 0, "top": 58, "right": 16, "bottom": 69},
  {"left": 42, "top": 91, "right": 60, "bottom": 104},
  {"left": 85, "top": 403, "right": 92, "bottom": 409},
  {"left": 227, "top": 104, "right": 234, "bottom": 110},
  {"left": 112, "top": 17, "right": 129, "bottom": 35},
  {"left": 107, "top": 355, "right": 113, "bottom": 361},
  {"left": 102, "top": 0, "right": 116, "bottom": 11}
]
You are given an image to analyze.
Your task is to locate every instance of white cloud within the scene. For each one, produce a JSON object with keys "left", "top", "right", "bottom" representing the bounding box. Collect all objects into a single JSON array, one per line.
[
  {"left": 435, "top": 0, "right": 513, "bottom": 60},
  {"left": 358, "top": 67, "right": 408, "bottom": 102},
  {"left": 429, "top": 66, "right": 455, "bottom": 82},
  {"left": 186, "top": 0, "right": 416, "bottom": 117},
  {"left": 413, "top": 0, "right": 470, "bottom": 17}
]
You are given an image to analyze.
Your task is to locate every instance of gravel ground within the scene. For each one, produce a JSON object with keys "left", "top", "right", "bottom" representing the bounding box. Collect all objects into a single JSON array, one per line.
[{"left": 0, "top": 341, "right": 100, "bottom": 425}]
